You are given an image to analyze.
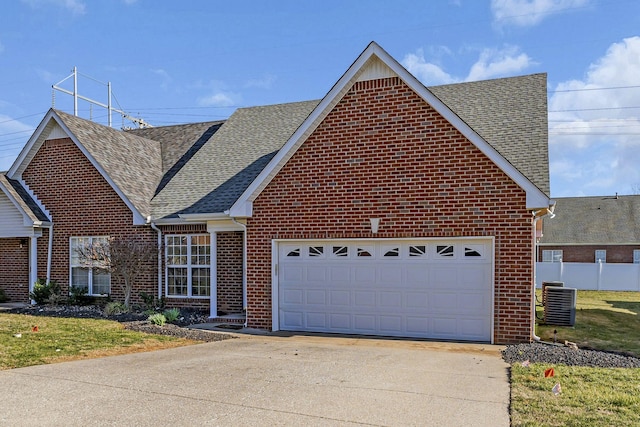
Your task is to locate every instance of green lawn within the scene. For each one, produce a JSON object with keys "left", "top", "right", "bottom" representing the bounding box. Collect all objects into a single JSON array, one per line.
[
  {"left": 536, "top": 290, "right": 640, "bottom": 356},
  {"left": 511, "top": 290, "right": 640, "bottom": 426},
  {"left": 0, "top": 313, "right": 196, "bottom": 370}
]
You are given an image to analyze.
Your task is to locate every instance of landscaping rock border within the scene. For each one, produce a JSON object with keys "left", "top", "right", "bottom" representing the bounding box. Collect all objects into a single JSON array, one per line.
[{"left": 502, "top": 342, "right": 640, "bottom": 368}]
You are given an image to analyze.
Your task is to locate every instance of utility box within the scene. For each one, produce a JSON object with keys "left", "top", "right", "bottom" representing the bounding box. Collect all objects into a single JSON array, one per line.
[
  {"left": 544, "top": 287, "right": 577, "bottom": 326},
  {"left": 542, "top": 281, "right": 564, "bottom": 306}
]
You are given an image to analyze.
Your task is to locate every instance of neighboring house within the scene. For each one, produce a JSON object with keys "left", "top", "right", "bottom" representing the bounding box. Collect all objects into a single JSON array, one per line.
[
  {"left": 538, "top": 195, "right": 640, "bottom": 263},
  {"left": 536, "top": 195, "right": 640, "bottom": 291},
  {"left": 0, "top": 42, "right": 552, "bottom": 343}
]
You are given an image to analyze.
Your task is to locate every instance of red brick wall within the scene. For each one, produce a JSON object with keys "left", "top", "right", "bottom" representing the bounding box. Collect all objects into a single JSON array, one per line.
[
  {"left": 217, "top": 231, "right": 244, "bottom": 314},
  {"left": 22, "top": 138, "right": 157, "bottom": 305},
  {"left": 0, "top": 238, "right": 30, "bottom": 302},
  {"left": 539, "top": 245, "right": 640, "bottom": 263},
  {"left": 246, "top": 77, "right": 534, "bottom": 344}
]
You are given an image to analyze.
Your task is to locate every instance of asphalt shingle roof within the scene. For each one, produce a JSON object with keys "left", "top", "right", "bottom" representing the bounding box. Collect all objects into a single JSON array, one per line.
[
  {"left": 55, "top": 110, "right": 163, "bottom": 219},
  {"left": 0, "top": 173, "right": 50, "bottom": 223},
  {"left": 150, "top": 100, "right": 319, "bottom": 219},
  {"left": 540, "top": 195, "right": 640, "bottom": 244}
]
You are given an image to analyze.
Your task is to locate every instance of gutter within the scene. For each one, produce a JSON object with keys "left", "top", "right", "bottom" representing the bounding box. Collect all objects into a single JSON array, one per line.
[{"left": 531, "top": 201, "right": 556, "bottom": 342}]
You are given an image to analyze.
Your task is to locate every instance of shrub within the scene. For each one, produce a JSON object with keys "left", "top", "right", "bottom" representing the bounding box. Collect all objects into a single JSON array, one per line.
[
  {"left": 163, "top": 308, "right": 180, "bottom": 323},
  {"left": 104, "top": 301, "right": 129, "bottom": 316},
  {"left": 0, "top": 288, "right": 7, "bottom": 303},
  {"left": 140, "top": 291, "right": 155, "bottom": 311},
  {"left": 68, "top": 286, "right": 89, "bottom": 305},
  {"left": 148, "top": 313, "right": 166, "bottom": 326},
  {"left": 29, "top": 279, "right": 61, "bottom": 305}
]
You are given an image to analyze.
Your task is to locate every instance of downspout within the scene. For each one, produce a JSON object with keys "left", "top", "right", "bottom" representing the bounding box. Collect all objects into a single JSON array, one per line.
[
  {"left": 148, "top": 219, "right": 163, "bottom": 301},
  {"left": 532, "top": 203, "right": 556, "bottom": 342},
  {"left": 231, "top": 217, "right": 248, "bottom": 328},
  {"left": 46, "top": 223, "right": 53, "bottom": 284}
]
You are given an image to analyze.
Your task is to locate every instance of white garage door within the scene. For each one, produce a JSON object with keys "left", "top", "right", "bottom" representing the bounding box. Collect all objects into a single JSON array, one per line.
[{"left": 276, "top": 239, "right": 493, "bottom": 342}]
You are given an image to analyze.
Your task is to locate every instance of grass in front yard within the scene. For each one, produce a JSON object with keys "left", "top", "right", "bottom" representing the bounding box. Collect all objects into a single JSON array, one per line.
[
  {"left": 510, "top": 290, "right": 640, "bottom": 426},
  {"left": 511, "top": 363, "right": 640, "bottom": 427},
  {"left": 0, "top": 313, "right": 197, "bottom": 370},
  {"left": 536, "top": 290, "right": 640, "bottom": 357}
]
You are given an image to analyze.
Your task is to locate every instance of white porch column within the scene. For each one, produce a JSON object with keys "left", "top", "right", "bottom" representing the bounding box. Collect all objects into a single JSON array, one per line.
[
  {"left": 209, "top": 231, "right": 217, "bottom": 318},
  {"left": 28, "top": 236, "right": 38, "bottom": 298}
]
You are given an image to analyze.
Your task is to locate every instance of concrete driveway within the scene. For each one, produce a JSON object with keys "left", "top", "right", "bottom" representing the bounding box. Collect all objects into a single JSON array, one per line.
[{"left": 0, "top": 334, "right": 510, "bottom": 426}]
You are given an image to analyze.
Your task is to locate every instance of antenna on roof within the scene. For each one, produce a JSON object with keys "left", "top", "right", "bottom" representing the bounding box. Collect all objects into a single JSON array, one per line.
[{"left": 51, "top": 67, "right": 153, "bottom": 129}]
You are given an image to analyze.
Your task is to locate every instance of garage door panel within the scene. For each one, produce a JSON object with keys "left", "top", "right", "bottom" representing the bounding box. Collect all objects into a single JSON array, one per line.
[
  {"left": 330, "top": 290, "right": 351, "bottom": 305},
  {"left": 282, "top": 265, "right": 303, "bottom": 281},
  {"left": 278, "top": 239, "right": 493, "bottom": 342},
  {"left": 306, "top": 312, "right": 327, "bottom": 329},
  {"left": 379, "top": 265, "right": 403, "bottom": 284},
  {"left": 282, "top": 311, "right": 304, "bottom": 329},
  {"left": 330, "top": 313, "right": 351, "bottom": 329},
  {"left": 432, "top": 317, "right": 457, "bottom": 336},
  {"left": 354, "top": 314, "right": 376, "bottom": 331},
  {"left": 354, "top": 290, "right": 376, "bottom": 307},
  {"left": 459, "top": 318, "right": 490, "bottom": 339},
  {"left": 405, "top": 292, "right": 428, "bottom": 309},
  {"left": 330, "top": 266, "right": 351, "bottom": 281},
  {"left": 379, "top": 315, "right": 402, "bottom": 333},
  {"left": 306, "top": 266, "right": 327, "bottom": 281},
  {"left": 406, "top": 316, "right": 429, "bottom": 334},
  {"left": 354, "top": 266, "right": 376, "bottom": 284},
  {"left": 306, "top": 289, "right": 326, "bottom": 305},
  {"left": 379, "top": 291, "right": 402, "bottom": 308},
  {"left": 405, "top": 266, "right": 429, "bottom": 284}
]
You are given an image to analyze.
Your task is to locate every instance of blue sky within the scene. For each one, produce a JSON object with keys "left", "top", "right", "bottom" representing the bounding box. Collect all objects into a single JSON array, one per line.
[{"left": 1, "top": 0, "right": 639, "bottom": 198}]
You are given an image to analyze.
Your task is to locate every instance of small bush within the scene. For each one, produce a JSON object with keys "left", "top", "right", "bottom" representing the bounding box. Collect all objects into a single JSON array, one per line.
[
  {"left": 148, "top": 313, "right": 166, "bottom": 326},
  {"left": 0, "top": 288, "right": 8, "bottom": 303},
  {"left": 29, "top": 279, "right": 61, "bottom": 305},
  {"left": 68, "top": 286, "right": 89, "bottom": 305},
  {"left": 140, "top": 292, "right": 156, "bottom": 311},
  {"left": 104, "top": 301, "right": 129, "bottom": 316},
  {"left": 163, "top": 308, "right": 180, "bottom": 323}
]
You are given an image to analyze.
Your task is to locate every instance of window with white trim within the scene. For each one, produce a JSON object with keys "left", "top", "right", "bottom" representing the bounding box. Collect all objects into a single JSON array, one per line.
[
  {"left": 70, "top": 236, "right": 111, "bottom": 295},
  {"left": 166, "top": 235, "right": 211, "bottom": 297},
  {"left": 634, "top": 250, "right": 640, "bottom": 264},
  {"left": 542, "top": 250, "right": 563, "bottom": 263},
  {"left": 595, "top": 250, "right": 606, "bottom": 263}
]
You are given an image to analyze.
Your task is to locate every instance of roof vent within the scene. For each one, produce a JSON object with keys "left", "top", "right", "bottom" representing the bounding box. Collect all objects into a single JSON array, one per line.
[{"left": 544, "top": 287, "right": 577, "bottom": 326}]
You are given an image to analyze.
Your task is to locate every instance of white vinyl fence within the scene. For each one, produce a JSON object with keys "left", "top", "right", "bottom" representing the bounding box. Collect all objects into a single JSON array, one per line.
[{"left": 536, "top": 262, "right": 640, "bottom": 291}]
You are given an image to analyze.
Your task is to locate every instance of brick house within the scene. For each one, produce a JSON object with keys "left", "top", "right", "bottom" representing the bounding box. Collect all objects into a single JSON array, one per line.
[
  {"left": 0, "top": 42, "right": 551, "bottom": 343},
  {"left": 538, "top": 195, "right": 640, "bottom": 264}
]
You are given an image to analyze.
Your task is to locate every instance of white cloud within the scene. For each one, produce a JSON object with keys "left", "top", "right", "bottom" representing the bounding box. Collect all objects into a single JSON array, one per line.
[
  {"left": 402, "top": 45, "right": 533, "bottom": 85},
  {"left": 21, "top": 0, "right": 86, "bottom": 16},
  {"left": 549, "top": 37, "right": 640, "bottom": 195},
  {"left": 491, "top": 0, "right": 590, "bottom": 27},
  {"left": 151, "top": 68, "right": 172, "bottom": 91},
  {"left": 244, "top": 74, "right": 276, "bottom": 90},
  {"left": 466, "top": 46, "right": 533, "bottom": 81},
  {"left": 401, "top": 49, "right": 457, "bottom": 85},
  {"left": 194, "top": 80, "right": 242, "bottom": 107}
]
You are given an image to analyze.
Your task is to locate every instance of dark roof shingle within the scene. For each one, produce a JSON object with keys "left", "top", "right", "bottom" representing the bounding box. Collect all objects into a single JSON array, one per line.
[{"left": 541, "top": 195, "right": 640, "bottom": 244}]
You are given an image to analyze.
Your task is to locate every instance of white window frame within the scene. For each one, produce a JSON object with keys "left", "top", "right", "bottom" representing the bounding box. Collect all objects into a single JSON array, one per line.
[
  {"left": 69, "top": 236, "right": 111, "bottom": 296},
  {"left": 633, "top": 250, "right": 640, "bottom": 264},
  {"left": 542, "top": 249, "right": 563, "bottom": 263},
  {"left": 165, "top": 234, "right": 211, "bottom": 298},
  {"left": 595, "top": 249, "right": 606, "bottom": 263}
]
